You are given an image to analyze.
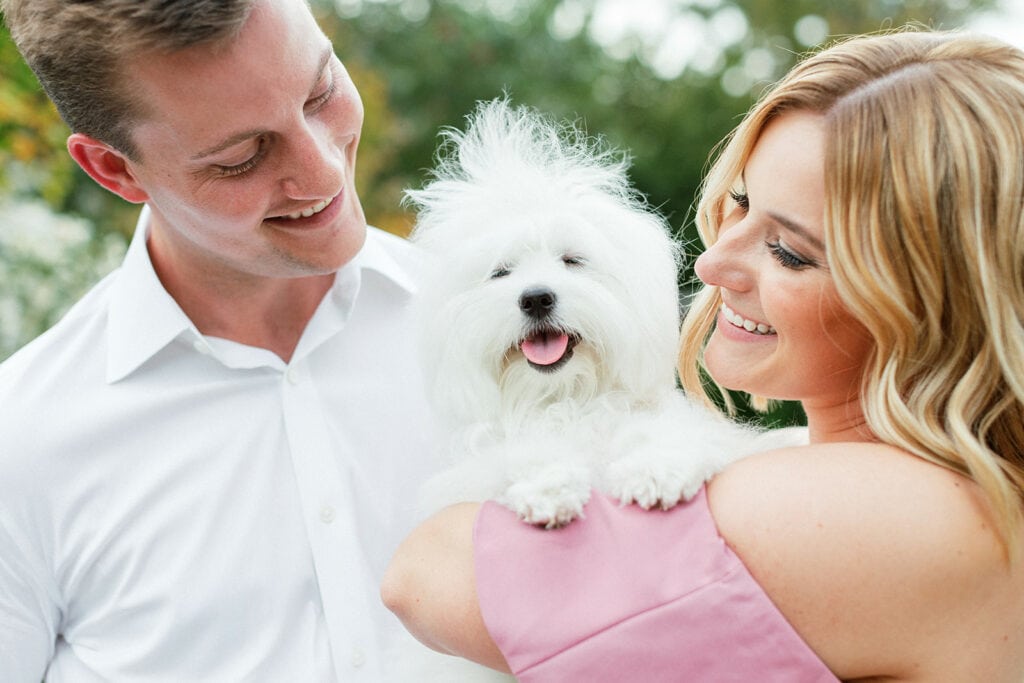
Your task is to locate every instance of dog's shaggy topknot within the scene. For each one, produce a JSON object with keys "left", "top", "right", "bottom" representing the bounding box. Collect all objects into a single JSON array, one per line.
[{"left": 405, "top": 97, "right": 650, "bottom": 245}]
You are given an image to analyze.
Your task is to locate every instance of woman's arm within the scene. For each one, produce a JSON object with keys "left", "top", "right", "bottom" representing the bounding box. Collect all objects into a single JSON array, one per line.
[
  {"left": 383, "top": 442, "right": 1024, "bottom": 681},
  {"left": 381, "top": 502, "right": 511, "bottom": 672},
  {"left": 383, "top": 487, "right": 825, "bottom": 681}
]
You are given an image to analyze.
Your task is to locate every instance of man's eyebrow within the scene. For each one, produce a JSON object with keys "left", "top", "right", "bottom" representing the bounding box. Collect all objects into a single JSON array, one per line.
[
  {"left": 768, "top": 211, "right": 825, "bottom": 252},
  {"left": 190, "top": 128, "right": 268, "bottom": 161},
  {"left": 189, "top": 47, "right": 334, "bottom": 162},
  {"left": 310, "top": 46, "right": 333, "bottom": 93}
]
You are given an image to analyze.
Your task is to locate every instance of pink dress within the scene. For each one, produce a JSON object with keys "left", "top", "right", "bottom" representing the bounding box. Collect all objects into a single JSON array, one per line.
[{"left": 473, "top": 489, "right": 839, "bottom": 682}]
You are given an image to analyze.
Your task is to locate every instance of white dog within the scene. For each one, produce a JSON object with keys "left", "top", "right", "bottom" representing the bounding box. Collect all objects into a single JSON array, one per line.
[
  {"left": 391, "top": 100, "right": 803, "bottom": 681},
  {"left": 406, "top": 98, "right": 771, "bottom": 527}
]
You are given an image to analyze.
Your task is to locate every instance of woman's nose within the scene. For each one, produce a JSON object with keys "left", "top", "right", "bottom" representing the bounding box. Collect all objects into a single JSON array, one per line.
[{"left": 693, "top": 225, "right": 753, "bottom": 292}]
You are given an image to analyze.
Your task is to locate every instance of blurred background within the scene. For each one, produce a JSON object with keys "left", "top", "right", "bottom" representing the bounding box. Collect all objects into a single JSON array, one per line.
[{"left": 2, "top": 0, "right": 1022, "bottom": 424}]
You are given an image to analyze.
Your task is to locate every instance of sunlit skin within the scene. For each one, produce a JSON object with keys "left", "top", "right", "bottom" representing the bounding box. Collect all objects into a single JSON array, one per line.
[
  {"left": 693, "top": 111, "right": 874, "bottom": 443},
  {"left": 68, "top": 0, "right": 366, "bottom": 360}
]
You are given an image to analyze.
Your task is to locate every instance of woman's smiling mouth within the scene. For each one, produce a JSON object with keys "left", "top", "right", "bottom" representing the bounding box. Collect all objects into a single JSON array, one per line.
[{"left": 721, "top": 303, "right": 776, "bottom": 335}]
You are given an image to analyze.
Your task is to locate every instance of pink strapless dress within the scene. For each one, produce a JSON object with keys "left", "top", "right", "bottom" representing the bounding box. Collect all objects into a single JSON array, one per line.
[{"left": 474, "top": 489, "right": 839, "bottom": 682}]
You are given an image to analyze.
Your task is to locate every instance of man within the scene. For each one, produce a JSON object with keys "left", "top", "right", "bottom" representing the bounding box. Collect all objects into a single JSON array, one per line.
[{"left": 0, "top": 1, "right": 437, "bottom": 679}]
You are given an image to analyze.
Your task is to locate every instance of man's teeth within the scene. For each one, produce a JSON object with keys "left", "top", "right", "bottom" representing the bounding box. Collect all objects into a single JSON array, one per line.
[
  {"left": 721, "top": 303, "right": 775, "bottom": 335},
  {"left": 285, "top": 198, "right": 332, "bottom": 219}
]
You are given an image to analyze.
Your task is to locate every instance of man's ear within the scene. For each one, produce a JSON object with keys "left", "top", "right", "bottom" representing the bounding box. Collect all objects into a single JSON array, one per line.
[{"left": 67, "top": 133, "right": 149, "bottom": 204}]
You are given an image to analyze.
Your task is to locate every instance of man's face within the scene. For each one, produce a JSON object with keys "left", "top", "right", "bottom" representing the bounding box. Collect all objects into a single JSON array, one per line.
[{"left": 125, "top": 0, "right": 366, "bottom": 287}]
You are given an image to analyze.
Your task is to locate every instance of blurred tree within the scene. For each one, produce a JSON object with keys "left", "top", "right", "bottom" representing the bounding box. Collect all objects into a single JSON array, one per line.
[
  {"left": 312, "top": 0, "right": 993, "bottom": 425},
  {"left": 0, "top": 23, "right": 139, "bottom": 239},
  {"left": 1, "top": 22, "right": 133, "bottom": 359},
  {"left": 0, "top": 0, "right": 1001, "bottom": 419},
  {"left": 315, "top": 0, "right": 994, "bottom": 238},
  {"left": 0, "top": 22, "right": 72, "bottom": 205}
]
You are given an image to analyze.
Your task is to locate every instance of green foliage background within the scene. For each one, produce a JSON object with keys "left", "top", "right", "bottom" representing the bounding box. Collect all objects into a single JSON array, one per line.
[{"left": 0, "top": 0, "right": 1001, "bottom": 425}]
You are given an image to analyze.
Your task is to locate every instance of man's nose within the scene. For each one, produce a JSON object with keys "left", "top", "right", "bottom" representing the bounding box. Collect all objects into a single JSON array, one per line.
[{"left": 280, "top": 122, "right": 347, "bottom": 200}]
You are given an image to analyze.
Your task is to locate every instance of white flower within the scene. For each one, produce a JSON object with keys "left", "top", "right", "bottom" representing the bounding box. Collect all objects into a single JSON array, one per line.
[{"left": 0, "top": 196, "right": 127, "bottom": 360}]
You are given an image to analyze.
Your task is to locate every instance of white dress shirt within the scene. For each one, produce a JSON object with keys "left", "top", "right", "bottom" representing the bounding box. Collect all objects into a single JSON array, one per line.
[{"left": 0, "top": 208, "right": 439, "bottom": 681}]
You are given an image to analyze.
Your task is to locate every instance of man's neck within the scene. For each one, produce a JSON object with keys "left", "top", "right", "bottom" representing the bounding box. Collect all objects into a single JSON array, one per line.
[
  {"left": 173, "top": 273, "right": 335, "bottom": 363},
  {"left": 147, "top": 244, "right": 336, "bottom": 363}
]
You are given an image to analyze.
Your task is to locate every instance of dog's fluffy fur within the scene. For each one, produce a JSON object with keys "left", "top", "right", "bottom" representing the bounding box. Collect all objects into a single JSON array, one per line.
[
  {"left": 393, "top": 99, "right": 803, "bottom": 682},
  {"left": 406, "top": 98, "right": 769, "bottom": 527}
]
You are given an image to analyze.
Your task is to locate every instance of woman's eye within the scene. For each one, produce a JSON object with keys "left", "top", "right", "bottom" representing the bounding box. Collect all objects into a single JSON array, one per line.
[
  {"left": 766, "top": 240, "right": 814, "bottom": 270},
  {"left": 729, "top": 189, "right": 749, "bottom": 212}
]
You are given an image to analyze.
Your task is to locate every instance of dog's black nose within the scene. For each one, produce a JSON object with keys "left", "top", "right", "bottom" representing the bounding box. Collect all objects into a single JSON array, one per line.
[{"left": 519, "top": 287, "right": 557, "bottom": 319}]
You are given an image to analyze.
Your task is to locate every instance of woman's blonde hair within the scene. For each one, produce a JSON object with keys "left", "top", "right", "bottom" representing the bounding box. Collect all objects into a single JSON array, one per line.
[{"left": 680, "top": 28, "right": 1024, "bottom": 549}]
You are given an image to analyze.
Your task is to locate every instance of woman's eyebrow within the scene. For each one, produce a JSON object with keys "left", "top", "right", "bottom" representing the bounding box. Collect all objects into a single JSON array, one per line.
[{"left": 768, "top": 211, "right": 825, "bottom": 252}]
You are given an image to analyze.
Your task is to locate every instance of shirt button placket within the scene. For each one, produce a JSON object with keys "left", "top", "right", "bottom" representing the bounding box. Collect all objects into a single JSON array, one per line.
[{"left": 280, "top": 356, "right": 381, "bottom": 678}]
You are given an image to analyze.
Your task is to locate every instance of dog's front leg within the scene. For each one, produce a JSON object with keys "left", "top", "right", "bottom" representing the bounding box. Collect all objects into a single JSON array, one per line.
[
  {"left": 497, "top": 430, "right": 593, "bottom": 528},
  {"left": 602, "top": 393, "right": 758, "bottom": 510}
]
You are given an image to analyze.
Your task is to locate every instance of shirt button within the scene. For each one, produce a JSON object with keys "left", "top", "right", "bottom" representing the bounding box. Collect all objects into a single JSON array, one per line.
[
  {"left": 319, "top": 506, "right": 335, "bottom": 524},
  {"left": 285, "top": 365, "right": 301, "bottom": 384},
  {"left": 192, "top": 339, "right": 211, "bottom": 355},
  {"left": 351, "top": 647, "right": 366, "bottom": 669}
]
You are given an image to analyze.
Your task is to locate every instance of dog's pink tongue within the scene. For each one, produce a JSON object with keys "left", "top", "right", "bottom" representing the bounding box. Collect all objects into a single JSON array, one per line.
[{"left": 521, "top": 332, "right": 570, "bottom": 365}]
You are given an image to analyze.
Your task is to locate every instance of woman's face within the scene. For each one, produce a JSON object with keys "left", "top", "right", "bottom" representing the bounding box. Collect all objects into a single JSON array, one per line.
[{"left": 694, "top": 110, "right": 873, "bottom": 410}]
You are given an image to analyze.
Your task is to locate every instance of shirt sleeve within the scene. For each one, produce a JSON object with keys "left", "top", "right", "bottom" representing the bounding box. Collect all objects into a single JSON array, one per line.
[
  {"left": 0, "top": 508, "right": 58, "bottom": 682},
  {"left": 473, "top": 490, "right": 839, "bottom": 683}
]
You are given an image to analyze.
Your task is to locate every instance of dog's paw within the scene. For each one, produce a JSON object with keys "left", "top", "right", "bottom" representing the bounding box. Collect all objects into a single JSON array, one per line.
[
  {"left": 500, "top": 464, "right": 592, "bottom": 528},
  {"left": 604, "top": 457, "right": 708, "bottom": 511}
]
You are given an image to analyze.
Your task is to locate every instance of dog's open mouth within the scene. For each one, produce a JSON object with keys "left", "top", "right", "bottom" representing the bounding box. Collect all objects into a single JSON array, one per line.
[{"left": 520, "top": 327, "right": 579, "bottom": 372}]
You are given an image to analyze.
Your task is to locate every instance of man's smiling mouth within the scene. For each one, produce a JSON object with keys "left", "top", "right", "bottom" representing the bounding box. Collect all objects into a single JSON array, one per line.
[{"left": 280, "top": 196, "right": 333, "bottom": 220}]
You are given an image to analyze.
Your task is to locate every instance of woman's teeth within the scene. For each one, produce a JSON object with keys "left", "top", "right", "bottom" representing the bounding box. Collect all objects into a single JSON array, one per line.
[
  {"left": 721, "top": 303, "right": 775, "bottom": 335},
  {"left": 285, "top": 197, "right": 332, "bottom": 219}
]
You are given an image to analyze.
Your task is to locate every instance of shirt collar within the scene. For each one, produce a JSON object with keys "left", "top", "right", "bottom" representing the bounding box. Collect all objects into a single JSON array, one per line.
[
  {"left": 106, "top": 205, "right": 196, "bottom": 384},
  {"left": 105, "top": 207, "right": 418, "bottom": 383},
  {"left": 349, "top": 228, "right": 418, "bottom": 296},
  {"left": 286, "top": 229, "right": 419, "bottom": 364}
]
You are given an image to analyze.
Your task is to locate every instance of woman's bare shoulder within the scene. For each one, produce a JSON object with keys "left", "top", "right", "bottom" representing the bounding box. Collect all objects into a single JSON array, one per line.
[{"left": 706, "top": 441, "right": 1024, "bottom": 681}]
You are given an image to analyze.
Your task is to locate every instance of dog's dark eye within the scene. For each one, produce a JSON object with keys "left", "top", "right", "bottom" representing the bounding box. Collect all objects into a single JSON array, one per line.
[
  {"left": 490, "top": 266, "right": 511, "bottom": 279},
  {"left": 562, "top": 255, "right": 585, "bottom": 267}
]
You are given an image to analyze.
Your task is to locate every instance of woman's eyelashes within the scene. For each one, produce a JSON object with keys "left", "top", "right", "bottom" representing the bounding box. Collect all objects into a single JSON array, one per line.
[
  {"left": 729, "top": 188, "right": 817, "bottom": 270},
  {"left": 729, "top": 188, "right": 749, "bottom": 212},
  {"left": 766, "top": 239, "right": 815, "bottom": 270}
]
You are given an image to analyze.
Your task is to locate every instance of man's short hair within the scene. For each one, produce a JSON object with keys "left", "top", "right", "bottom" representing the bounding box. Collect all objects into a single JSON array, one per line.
[{"left": 1, "top": 0, "right": 256, "bottom": 159}]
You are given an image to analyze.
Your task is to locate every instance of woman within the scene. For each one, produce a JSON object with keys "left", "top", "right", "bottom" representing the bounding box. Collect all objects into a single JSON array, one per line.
[{"left": 382, "top": 29, "right": 1024, "bottom": 681}]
